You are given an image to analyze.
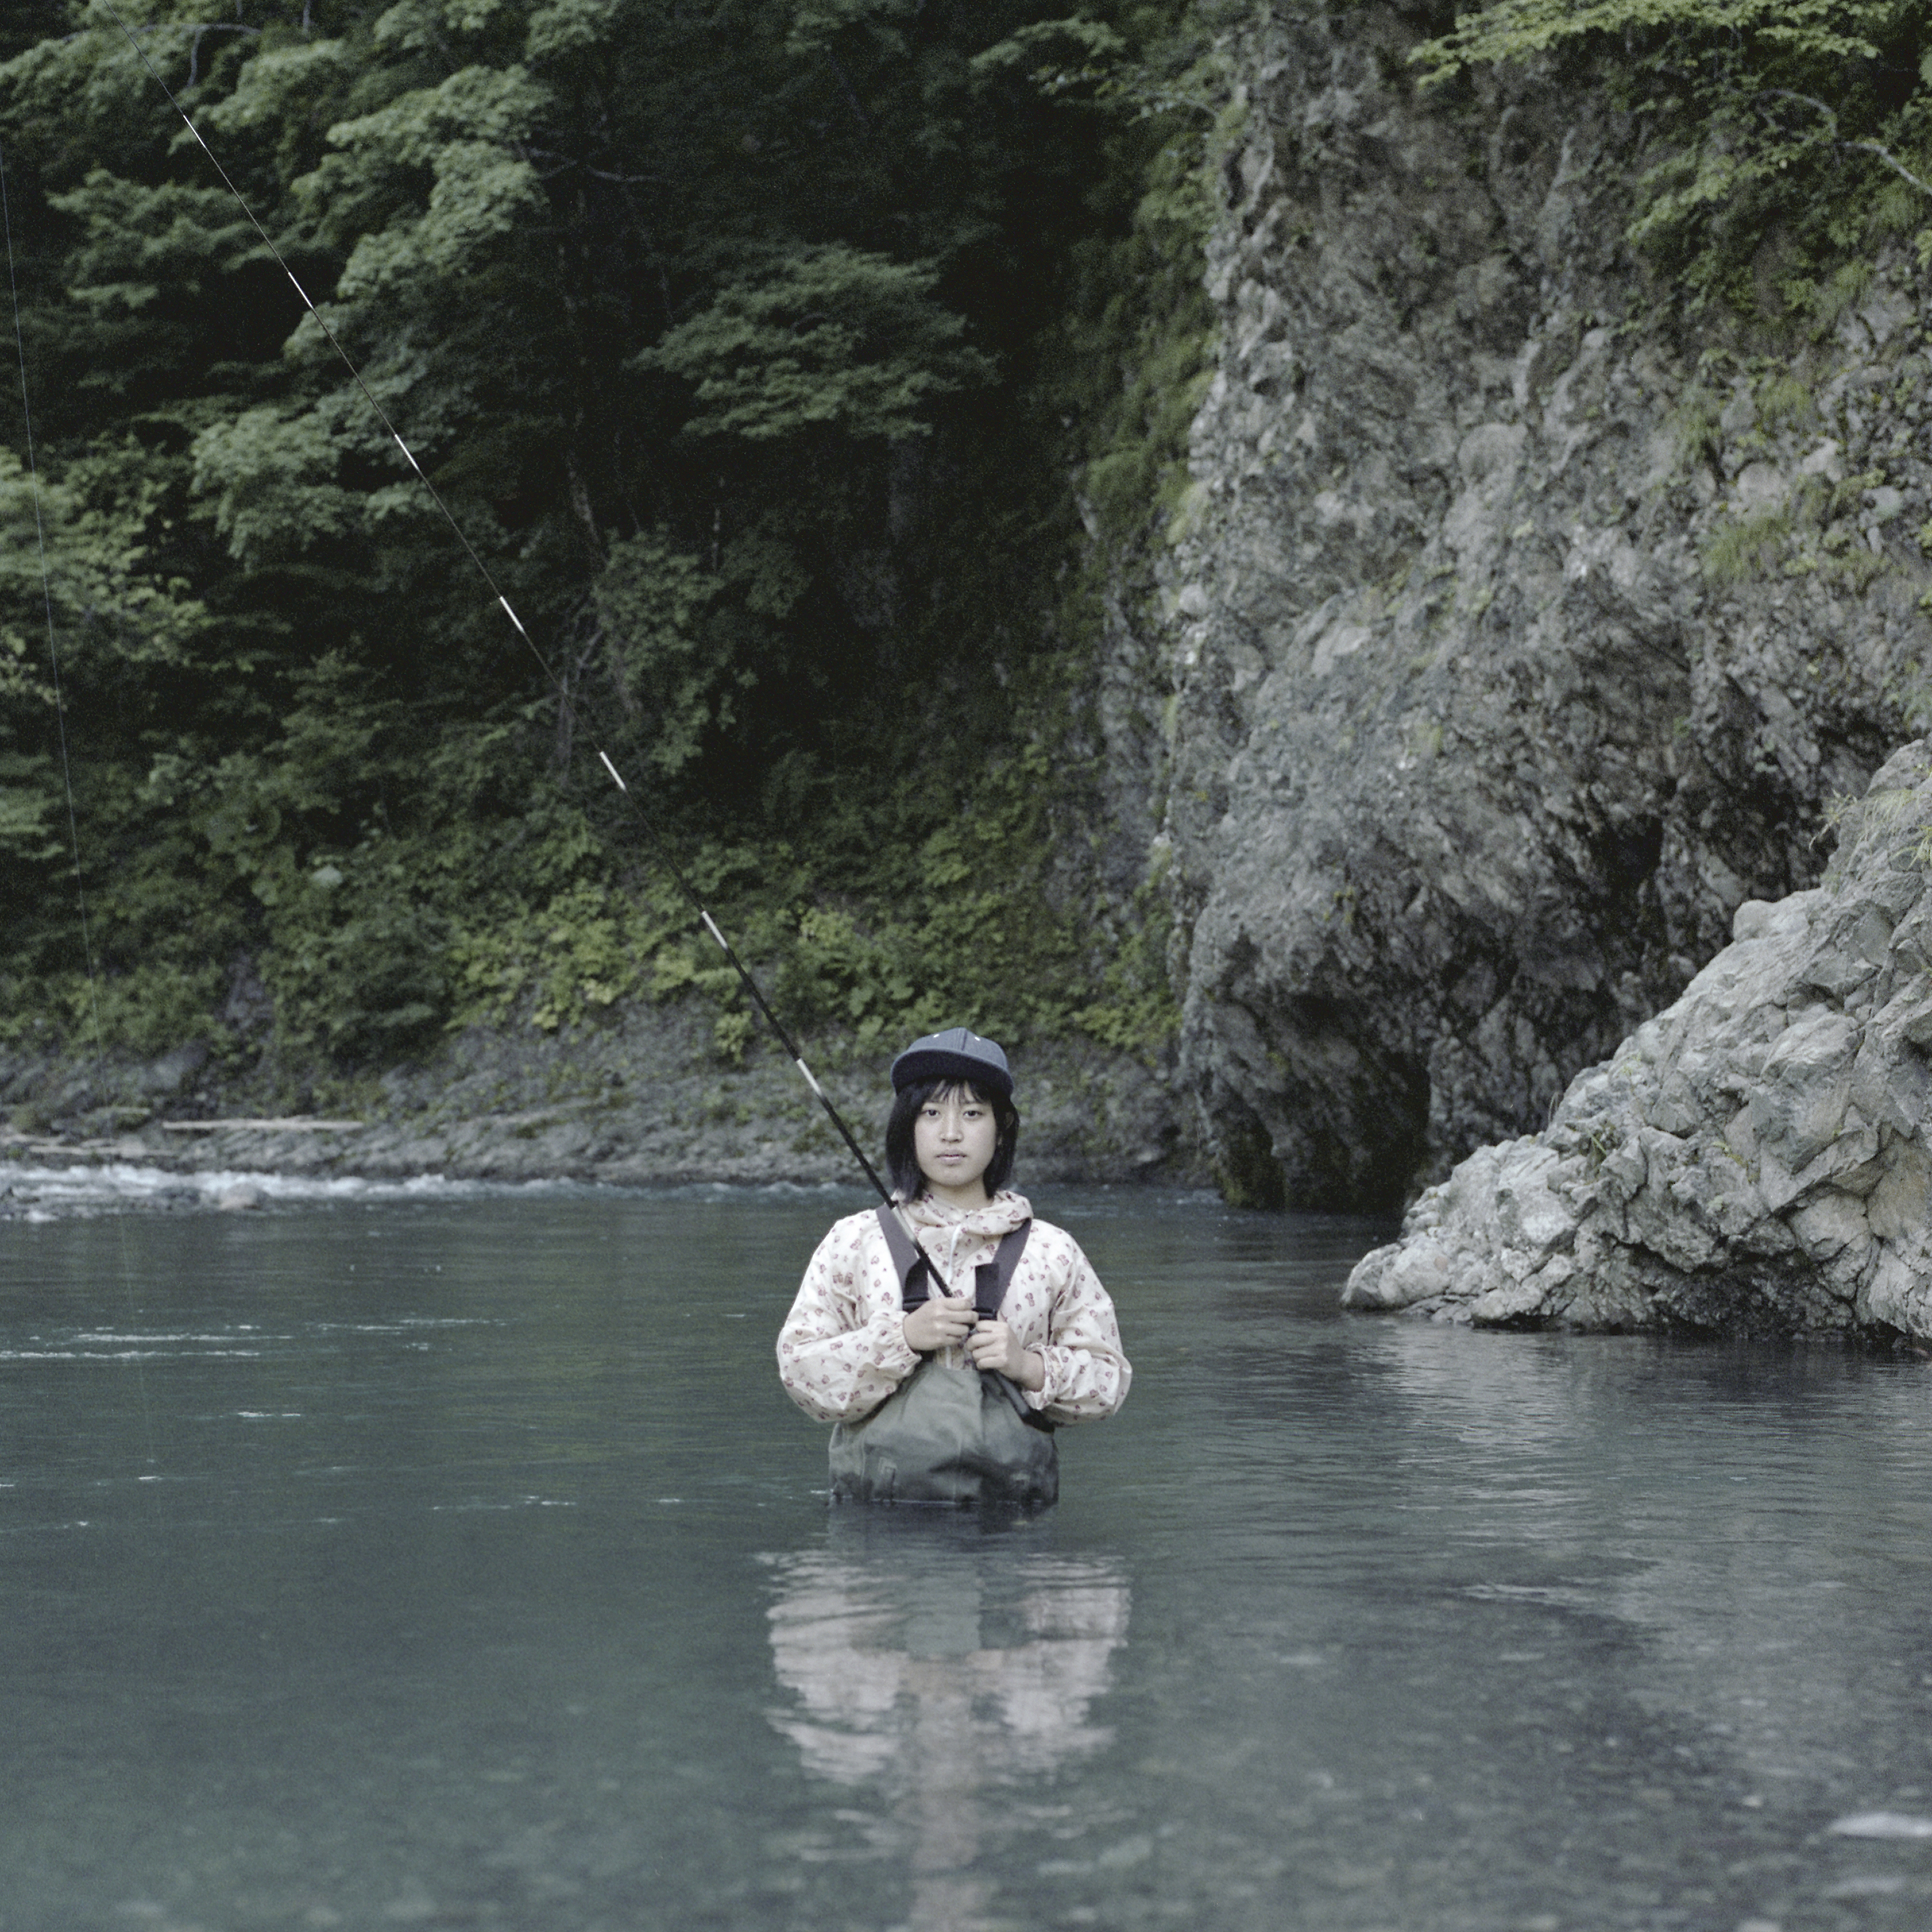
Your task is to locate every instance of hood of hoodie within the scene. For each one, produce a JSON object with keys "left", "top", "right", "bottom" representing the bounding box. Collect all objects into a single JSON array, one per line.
[
  {"left": 898, "top": 1189, "right": 1033, "bottom": 1293},
  {"left": 899, "top": 1189, "right": 1032, "bottom": 1238}
]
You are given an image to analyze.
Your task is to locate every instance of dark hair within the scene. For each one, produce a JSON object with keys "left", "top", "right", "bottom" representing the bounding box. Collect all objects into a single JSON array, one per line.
[{"left": 885, "top": 1078, "right": 1020, "bottom": 1202}]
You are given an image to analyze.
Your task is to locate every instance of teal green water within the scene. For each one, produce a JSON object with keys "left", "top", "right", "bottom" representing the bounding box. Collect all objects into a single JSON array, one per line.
[{"left": 3, "top": 1185, "right": 1931, "bottom": 1930}]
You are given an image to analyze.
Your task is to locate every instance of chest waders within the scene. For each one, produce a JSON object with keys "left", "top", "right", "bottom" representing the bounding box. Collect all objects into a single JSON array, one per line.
[{"left": 827, "top": 1206, "right": 1059, "bottom": 1506}]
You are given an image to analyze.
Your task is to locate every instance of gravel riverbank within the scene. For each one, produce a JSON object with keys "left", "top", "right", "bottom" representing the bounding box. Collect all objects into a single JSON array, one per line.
[{"left": 1, "top": 1002, "right": 1204, "bottom": 1212}]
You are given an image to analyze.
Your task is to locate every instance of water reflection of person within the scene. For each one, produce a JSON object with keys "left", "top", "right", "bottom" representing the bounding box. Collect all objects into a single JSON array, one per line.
[{"left": 762, "top": 1520, "right": 1130, "bottom": 1931}]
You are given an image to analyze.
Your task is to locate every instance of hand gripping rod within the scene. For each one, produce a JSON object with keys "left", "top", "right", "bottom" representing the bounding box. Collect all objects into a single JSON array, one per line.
[{"left": 94, "top": 1, "right": 896, "bottom": 1207}]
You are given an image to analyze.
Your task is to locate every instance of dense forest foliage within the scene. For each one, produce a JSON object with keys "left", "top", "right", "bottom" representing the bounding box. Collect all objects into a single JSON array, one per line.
[
  {"left": 0, "top": 0, "right": 1220, "bottom": 1095},
  {"left": 1418, "top": 0, "right": 1932, "bottom": 329},
  {"left": 9, "top": 0, "right": 1926, "bottom": 1113}
]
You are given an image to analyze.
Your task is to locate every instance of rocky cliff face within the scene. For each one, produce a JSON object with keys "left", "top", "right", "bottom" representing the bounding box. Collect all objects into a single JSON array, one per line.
[
  {"left": 1342, "top": 741, "right": 1932, "bottom": 1342},
  {"left": 1149, "top": 3, "right": 1932, "bottom": 1208}
]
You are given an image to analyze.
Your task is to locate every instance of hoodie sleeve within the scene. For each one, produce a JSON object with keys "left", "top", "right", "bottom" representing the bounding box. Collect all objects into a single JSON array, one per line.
[
  {"left": 777, "top": 1214, "right": 920, "bottom": 1425},
  {"left": 1026, "top": 1233, "right": 1132, "bottom": 1425}
]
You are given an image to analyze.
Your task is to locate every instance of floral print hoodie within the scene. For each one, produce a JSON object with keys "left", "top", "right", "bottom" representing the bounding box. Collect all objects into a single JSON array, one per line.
[{"left": 776, "top": 1189, "right": 1130, "bottom": 1429}]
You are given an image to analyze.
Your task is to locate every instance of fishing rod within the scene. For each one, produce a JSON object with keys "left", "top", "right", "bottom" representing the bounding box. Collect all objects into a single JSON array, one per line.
[{"left": 81, "top": 0, "right": 899, "bottom": 1209}]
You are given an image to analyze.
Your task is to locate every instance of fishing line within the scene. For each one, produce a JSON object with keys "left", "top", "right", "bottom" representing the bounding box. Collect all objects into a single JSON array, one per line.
[
  {"left": 92, "top": 0, "right": 896, "bottom": 1204},
  {"left": 0, "top": 128, "right": 161, "bottom": 1470}
]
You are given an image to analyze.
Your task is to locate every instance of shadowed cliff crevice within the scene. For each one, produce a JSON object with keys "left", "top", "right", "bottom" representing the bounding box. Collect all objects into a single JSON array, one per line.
[{"left": 1346, "top": 740, "right": 1932, "bottom": 1342}]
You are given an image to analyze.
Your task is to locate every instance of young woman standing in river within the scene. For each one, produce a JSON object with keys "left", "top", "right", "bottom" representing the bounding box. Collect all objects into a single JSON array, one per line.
[{"left": 776, "top": 1028, "right": 1130, "bottom": 1502}]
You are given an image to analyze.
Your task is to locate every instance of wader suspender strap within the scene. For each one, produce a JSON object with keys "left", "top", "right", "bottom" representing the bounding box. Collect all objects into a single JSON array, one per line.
[
  {"left": 975, "top": 1224, "right": 1030, "bottom": 1319},
  {"left": 876, "top": 1207, "right": 1033, "bottom": 1318},
  {"left": 874, "top": 1208, "right": 1052, "bottom": 1434},
  {"left": 877, "top": 1207, "right": 936, "bottom": 1310}
]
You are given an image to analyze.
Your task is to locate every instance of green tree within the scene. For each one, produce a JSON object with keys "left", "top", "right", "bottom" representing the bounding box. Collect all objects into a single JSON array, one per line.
[
  {"left": 1414, "top": 0, "right": 1932, "bottom": 316},
  {"left": 0, "top": 0, "right": 1214, "bottom": 1079}
]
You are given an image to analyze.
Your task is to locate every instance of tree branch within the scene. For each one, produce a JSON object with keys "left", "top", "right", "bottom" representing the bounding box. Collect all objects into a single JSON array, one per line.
[
  {"left": 1846, "top": 140, "right": 1932, "bottom": 198},
  {"left": 115, "top": 20, "right": 262, "bottom": 38},
  {"left": 1758, "top": 87, "right": 1838, "bottom": 134},
  {"left": 1751, "top": 89, "right": 1932, "bottom": 196},
  {"left": 824, "top": 48, "right": 871, "bottom": 135}
]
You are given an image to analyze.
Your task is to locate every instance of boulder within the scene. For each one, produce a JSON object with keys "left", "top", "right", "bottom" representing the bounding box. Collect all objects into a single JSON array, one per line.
[{"left": 1343, "top": 742, "right": 1932, "bottom": 1339}]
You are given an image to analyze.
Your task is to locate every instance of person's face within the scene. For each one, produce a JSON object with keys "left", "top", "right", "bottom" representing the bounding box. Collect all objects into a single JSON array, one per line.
[{"left": 914, "top": 1084, "right": 999, "bottom": 1203}]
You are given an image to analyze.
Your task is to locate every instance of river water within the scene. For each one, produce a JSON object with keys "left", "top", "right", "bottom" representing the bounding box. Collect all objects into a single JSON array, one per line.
[{"left": 3, "top": 1180, "right": 1930, "bottom": 1931}]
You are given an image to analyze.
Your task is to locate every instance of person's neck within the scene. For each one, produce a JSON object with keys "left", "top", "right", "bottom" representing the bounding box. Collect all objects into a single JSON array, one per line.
[{"left": 922, "top": 1180, "right": 990, "bottom": 1213}]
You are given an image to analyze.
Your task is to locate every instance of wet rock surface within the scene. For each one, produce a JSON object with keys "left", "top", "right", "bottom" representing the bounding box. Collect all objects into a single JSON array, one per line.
[
  {"left": 1344, "top": 742, "right": 1932, "bottom": 1340},
  {"left": 1149, "top": 5, "right": 1932, "bottom": 1207}
]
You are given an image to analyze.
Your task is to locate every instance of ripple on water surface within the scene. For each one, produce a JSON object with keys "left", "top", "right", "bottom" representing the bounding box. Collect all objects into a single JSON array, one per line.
[{"left": 1, "top": 1187, "right": 1930, "bottom": 1930}]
